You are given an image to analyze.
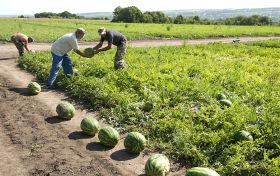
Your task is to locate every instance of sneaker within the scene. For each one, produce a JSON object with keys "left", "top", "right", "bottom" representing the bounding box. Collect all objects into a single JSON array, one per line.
[{"left": 46, "top": 84, "right": 55, "bottom": 89}]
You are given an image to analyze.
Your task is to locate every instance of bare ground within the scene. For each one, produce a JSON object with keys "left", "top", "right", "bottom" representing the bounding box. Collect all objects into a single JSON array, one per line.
[
  {"left": 0, "top": 56, "right": 148, "bottom": 176},
  {"left": 0, "top": 37, "right": 279, "bottom": 176}
]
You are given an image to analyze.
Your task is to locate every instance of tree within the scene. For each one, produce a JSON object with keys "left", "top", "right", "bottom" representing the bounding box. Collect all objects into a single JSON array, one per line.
[
  {"left": 112, "top": 6, "right": 143, "bottom": 23},
  {"left": 174, "top": 15, "right": 184, "bottom": 24},
  {"left": 112, "top": 6, "right": 122, "bottom": 22},
  {"left": 143, "top": 12, "right": 154, "bottom": 23},
  {"left": 34, "top": 11, "right": 82, "bottom": 19},
  {"left": 59, "top": 11, "right": 74, "bottom": 18}
]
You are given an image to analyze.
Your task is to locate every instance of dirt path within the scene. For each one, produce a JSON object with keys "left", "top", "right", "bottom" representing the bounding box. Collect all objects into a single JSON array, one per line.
[
  {"left": 1, "top": 36, "right": 280, "bottom": 52},
  {"left": 0, "top": 48, "right": 187, "bottom": 175},
  {"left": 0, "top": 58, "right": 151, "bottom": 176},
  {"left": 0, "top": 36, "right": 279, "bottom": 176}
]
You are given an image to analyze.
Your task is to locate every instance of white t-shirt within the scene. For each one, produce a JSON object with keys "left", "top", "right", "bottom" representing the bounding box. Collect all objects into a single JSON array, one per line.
[{"left": 51, "top": 33, "right": 79, "bottom": 56}]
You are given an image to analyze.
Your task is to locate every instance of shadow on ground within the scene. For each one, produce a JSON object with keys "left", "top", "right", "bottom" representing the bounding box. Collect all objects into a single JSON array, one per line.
[
  {"left": 0, "top": 57, "right": 17, "bottom": 61},
  {"left": 8, "top": 87, "right": 33, "bottom": 96},
  {"left": 45, "top": 115, "right": 68, "bottom": 124},
  {"left": 110, "top": 149, "right": 140, "bottom": 161},
  {"left": 86, "top": 141, "right": 113, "bottom": 151},
  {"left": 68, "top": 131, "right": 94, "bottom": 140}
]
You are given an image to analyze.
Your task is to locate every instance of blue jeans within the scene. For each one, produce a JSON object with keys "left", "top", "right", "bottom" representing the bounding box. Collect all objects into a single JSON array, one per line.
[{"left": 48, "top": 52, "right": 73, "bottom": 86}]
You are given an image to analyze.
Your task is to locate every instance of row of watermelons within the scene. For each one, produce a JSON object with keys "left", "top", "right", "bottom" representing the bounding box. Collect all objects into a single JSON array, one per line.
[
  {"left": 27, "top": 81, "right": 253, "bottom": 175},
  {"left": 56, "top": 101, "right": 221, "bottom": 176}
]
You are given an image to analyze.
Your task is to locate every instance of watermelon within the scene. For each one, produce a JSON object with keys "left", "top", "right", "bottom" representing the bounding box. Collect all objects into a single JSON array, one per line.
[
  {"left": 145, "top": 154, "right": 170, "bottom": 176},
  {"left": 83, "top": 47, "right": 95, "bottom": 58},
  {"left": 56, "top": 102, "right": 75, "bottom": 120},
  {"left": 80, "top": 116, "right": 100, "bottom": 136},
  {"left": 216, "top": 93, "right": 226, "bottom": 100},
  {"left": 186, "top": 167, "right": 220, "bottom": 176},
  {"left": 234, "top": 130, "right": 253, "bottom": 141},
  {"left": 98, "top": 127, "right": 120, "bottom": 147},
  {"left": 219, "top": 99, "right": 232, "bottom": 107},
  {"left": 124, "top": 132, "right": 147, "bottom": 153},
  {"left": 27, "top": 81, "right": 41, "bottom": 95}
]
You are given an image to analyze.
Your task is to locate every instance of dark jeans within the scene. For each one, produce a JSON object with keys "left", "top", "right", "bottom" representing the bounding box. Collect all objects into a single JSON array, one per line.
[
  {"left": 11, "top": 36, "right": 24, "bottom": 56},
  {"left": 48, "top": 52, "right": 73, "bottom": 86}
]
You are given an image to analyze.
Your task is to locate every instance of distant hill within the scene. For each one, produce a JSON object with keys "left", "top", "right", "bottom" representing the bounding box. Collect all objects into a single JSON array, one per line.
[
  {"left": 78, "top": 7, "right": 280, "bottom": 21},
  {"left": 163, "top": 7, "right": 280, "bottom": 20},
  {"left": 77, "top": 12, "right": 113, "bottom": 19}
]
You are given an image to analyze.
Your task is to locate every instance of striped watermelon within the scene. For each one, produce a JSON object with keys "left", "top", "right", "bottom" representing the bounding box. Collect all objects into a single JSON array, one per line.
[
  {"left": 186, "top": 167, "right": 220, "bottom": 176},
  {"left": 80, "top": 116, "right": 100, "bottom": 136},
  {"left": 145, "top": 154, "right": 170, "bottom": 176},
  {"left": 56, "top": 102, "right": 75, "bottom": 120},
  {"left": 98, "top": 127, "right": 120, "bottom": 147},
  {"left": 83, "top": 47, "right": 95, "bottom": 58},
  {"left": 219, "top": 99, "right": 232, "bottom": 107},
  {"left": 216, "top": 93, "right": 226, "bottom": 100},
  {"left": 234, "top": 130, "right": 253, "bottom": 141},
  {"left": 124, "top": 132, "right": 147, "bottom": 153},
  {"left": 27, "top": 81, "right": 41, "bottom": 95}
]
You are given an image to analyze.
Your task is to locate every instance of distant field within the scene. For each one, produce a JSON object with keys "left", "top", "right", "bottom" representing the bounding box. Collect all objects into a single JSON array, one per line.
[{"left": 1, "top": 18, "right": 280, "bottom": 42}]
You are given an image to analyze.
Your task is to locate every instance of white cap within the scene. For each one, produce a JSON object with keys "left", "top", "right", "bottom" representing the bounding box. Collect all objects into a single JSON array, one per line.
[
  {"left": 76, "top": 28, "right": 86, "bottom": 34},
  {"left": 98, "top": 27, "right": 106, "bottom": 35}
]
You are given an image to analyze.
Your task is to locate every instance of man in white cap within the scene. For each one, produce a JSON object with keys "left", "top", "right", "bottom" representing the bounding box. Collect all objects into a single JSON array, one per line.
[
  {"left": 93, "top": 27, "right": 127, "bottom": 70},
  {"left": 47, "top": 28, "right": 89, "bottom": 88}
]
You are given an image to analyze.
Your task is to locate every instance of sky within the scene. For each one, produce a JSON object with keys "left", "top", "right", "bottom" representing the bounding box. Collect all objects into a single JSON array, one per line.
[{"left": 0, "top": 0, "right": 280, "bottom": 15}]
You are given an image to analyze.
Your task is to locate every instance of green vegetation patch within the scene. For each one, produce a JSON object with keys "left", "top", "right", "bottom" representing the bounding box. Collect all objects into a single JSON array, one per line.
[
  {"left": 19, "top": 40, "right": 280, "bottom": 175},
  {"left": 1, "top": 18, "right": 280, "bottom": 42}
]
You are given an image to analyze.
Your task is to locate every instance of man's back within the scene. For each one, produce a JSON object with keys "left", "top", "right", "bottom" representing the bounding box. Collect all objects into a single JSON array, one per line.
[
  {"left": 102, "top": 30, "right": 126, "bottom": 46},
  {"left": 14, "top": 33, "right": 28, "bottom": 43},
  {"left": 51, "top": 33, "right": 78, "bottom": 56}
]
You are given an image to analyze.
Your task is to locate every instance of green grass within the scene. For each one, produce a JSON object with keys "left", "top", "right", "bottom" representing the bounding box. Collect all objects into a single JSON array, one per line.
[
  {"left": 19, "top": 40, "right": 280, "bottom": 175},
  {"left": 1, "top": 18, "right": 280, "bottom": 42}
]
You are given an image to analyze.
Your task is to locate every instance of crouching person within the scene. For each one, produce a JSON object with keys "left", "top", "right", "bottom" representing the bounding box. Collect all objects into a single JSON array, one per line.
[
  {"left": 93, "top": 27, "right": 127, "bottom": 70},
  {"left": 47, "top": 28, "right": 89, "bottom": 88},
  {"left": 11, "top": 32, "right": 34, "bottom": 56}
]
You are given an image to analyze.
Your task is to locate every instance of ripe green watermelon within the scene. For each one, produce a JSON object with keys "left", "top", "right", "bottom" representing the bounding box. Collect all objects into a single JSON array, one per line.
[
  {"left": 56, "top": 102, "right": 75, "bottom": 120},
  {"left": 124, "top": 132, "right": 147, "bottom": 153},
  {"left": 234, "top": 130, "right": 253, "bottom": 141},
  {"left": 216, "top": 93, "right": 226, "bottom": 100},
  {"left": 83, "top": 48, "right": 95, "bottom": 58},
  {"left": 145, "top": 154, "right": 170, "bottom": 176},
  {"left": 186, "top": 167, "right": 220, "bottom": 176},
  {"left": 27, "top": 81, "right": 41, "bottom": 95},
  {"left": 219, "top": 99, "right": 232, "bottom": 107},
  {"left": 80, "top": 116, "right": 100, "bottom": 136},
  {"left": 98, "top": 127, "right": 120, "bottom": 147}
]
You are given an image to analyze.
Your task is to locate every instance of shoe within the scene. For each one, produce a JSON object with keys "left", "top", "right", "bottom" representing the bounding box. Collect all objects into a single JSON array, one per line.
[{"left": 46, "top": 84, "right": 55, "bottom": 89}]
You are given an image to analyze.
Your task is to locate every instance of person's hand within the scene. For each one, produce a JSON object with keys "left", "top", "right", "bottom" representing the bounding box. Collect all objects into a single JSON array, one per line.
[{"left": 94, "top": 49, "right": 99, "bottom": 54}]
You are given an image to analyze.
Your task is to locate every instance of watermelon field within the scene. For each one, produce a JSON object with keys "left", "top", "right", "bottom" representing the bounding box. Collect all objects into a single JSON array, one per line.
[
  {"left": 17, "top": 39, "right": 280, "bottom": 175},
  {"left": 1, "top": 18, "right": 280, "bottom": 42}
]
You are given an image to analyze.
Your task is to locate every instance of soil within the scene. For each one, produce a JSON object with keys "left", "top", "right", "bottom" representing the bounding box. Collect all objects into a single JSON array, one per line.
[{"left": 0, "top": 36, "right": 279, "bottom": 176}]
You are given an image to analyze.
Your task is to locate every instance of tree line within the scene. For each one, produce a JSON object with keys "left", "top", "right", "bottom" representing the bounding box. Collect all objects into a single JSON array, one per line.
[
  {"left": 31, "top": 7, "right": 274, "bottom": 26},
  {"left": 112, "top": 6, "right": 274, "bottom": 25},
  {"left": 34, "top": 11, "right": 85, "bottom": 19}
]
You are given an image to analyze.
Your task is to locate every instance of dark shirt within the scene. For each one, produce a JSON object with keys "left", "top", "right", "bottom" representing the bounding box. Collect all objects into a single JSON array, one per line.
[{"left": 101, "top": 30, "right": 126, "bottom": 46}]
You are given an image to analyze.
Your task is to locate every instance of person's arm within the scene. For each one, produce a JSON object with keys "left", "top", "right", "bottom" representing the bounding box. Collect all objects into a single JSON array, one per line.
[
  {"left": 93, "top": 40, "right": 104, "bottom": 50},
  {"left": 69, "top": 37, "right": 89, "bottom": 58},
  {"left": 96, "top": 42, "right": 112, "bottom": 54},
  {"left": 23, "top": 41, "right": 31, "bottom": 52},
  {"left": 73, "top": 49, "right": 90, "bottom": 58}
]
